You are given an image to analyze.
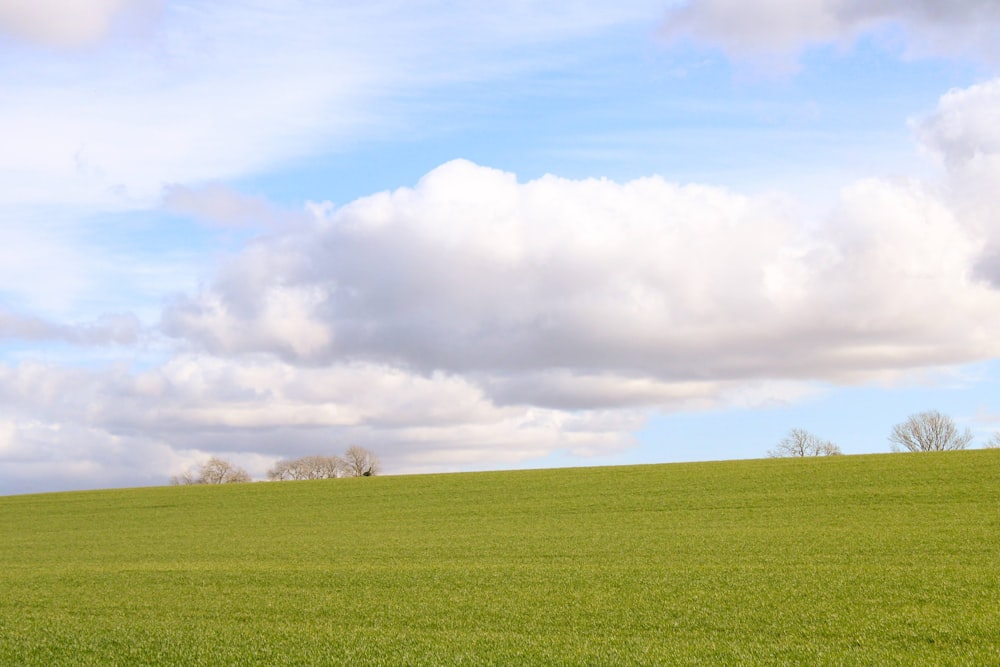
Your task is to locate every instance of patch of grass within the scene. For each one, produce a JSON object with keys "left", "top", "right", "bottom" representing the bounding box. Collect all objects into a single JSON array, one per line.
[{"left": 1, "top": 451, "right": 998, "bottom": 665}]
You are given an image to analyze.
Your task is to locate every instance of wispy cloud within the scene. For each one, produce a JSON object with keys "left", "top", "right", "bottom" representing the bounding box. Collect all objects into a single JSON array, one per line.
[
  {"left": 662, "top": 0, "right": 1000, "bottom": 72},
  {"left": 0, "top": 0, "right": 664, "bottom": 211},
  {"left": 162, "top": 183, "right": 291, "bottom": 229},
  {"left": 0, "top": 309, "right": 141, "bottom": 345}
]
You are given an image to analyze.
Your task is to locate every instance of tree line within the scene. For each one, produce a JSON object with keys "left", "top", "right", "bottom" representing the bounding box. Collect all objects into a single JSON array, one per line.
[
  {"left": 769, "top": 410, "right": 1000, "bottom": 458},
  {"left": 171, "top": 446, "right": 380, "bottom": 485},
  {"left": 169, "top": 408, "right": 997, "bottom": 484}
]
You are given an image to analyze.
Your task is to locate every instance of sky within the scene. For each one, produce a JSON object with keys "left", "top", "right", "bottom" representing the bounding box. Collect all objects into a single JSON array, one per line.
[{"left": 1, "top": 0, "right": 999, "bottom": 495}]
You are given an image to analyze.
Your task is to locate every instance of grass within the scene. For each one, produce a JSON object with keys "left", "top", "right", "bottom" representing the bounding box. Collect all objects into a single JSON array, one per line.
[{"left": 1, "top": 450, "right": 998, "bottom": 665}]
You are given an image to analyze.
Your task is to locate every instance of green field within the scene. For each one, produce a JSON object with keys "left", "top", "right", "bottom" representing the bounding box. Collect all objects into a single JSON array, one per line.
[{"left": 1, "top": 451, "right": 998, "bottom": 665}]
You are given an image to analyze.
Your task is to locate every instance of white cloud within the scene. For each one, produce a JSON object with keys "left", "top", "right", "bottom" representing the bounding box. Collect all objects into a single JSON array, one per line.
[
  {"left": 661, "top": 0, "right": 1000, "bottom": 71},
  {"left": 0, "top": 0, "right": 161, "bottom": 48},
  {"left": 916, "top": 79, "right": 1000, "bottom": 285},
  {"left": 918, "top": 79, "right": 1000, "bottom": 168},
  {"left": 164, "top": 156, "right": 1000, "bottom": 394}
]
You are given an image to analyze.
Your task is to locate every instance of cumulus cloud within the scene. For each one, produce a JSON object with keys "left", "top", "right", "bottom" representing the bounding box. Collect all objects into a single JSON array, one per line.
[
  {"left": 163, "top": 157, "right": 1000, "bottom": 401},
  {"left": 661, "top": 0, "right": 1000, "bottom": 70},
  {"left": 918, "top": 79, "right": 1000, "bottom": 169},
  {"left": 916, "top": 78, "right": 1000, "bottom": 285},
  {"left": 0, "top": 0, "right": 161, "bottom": 48}
]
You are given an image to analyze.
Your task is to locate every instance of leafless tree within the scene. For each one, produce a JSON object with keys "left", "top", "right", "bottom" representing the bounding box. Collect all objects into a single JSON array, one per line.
[
  {"left": 889, "top": 411, "right": 972, "bottom": 452},
  {"left": 984, "top": 432, "right": 1000, "bottom": 449},
  {"left": 768, "top": 428, "right": 842, "bottom": 457},
  {"left": 171, "top": 456, "right": 252, "bottom": 484},
  {"left": 170, "top": 469, "right": 197, "bottom": 485},
  {"left": 343, "top": 445, "right": 380, "bottom": 477},
  {"left": 267, "top": 455, "right": 344, "bottom": 481},
  {"left": 267, "top": 459, "right": 300, "bottom": 481}
]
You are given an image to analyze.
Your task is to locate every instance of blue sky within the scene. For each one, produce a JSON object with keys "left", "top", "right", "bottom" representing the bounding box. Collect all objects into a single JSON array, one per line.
[{"left": 2, "top": 0, "right": 1000, "bottom": 494}]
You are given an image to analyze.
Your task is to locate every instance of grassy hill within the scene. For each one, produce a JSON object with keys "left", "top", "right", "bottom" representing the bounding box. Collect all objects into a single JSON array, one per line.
[{"left": 1, "top": 451, "right": 998, "bottom": 665}]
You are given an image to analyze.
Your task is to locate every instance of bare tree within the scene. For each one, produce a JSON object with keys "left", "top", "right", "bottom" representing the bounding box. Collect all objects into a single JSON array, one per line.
[
  {"left": 170, "top": 469, "right": 197, "bottom": 485},
  {"left": 171, "top": 456, "right": 252, "bottom": 484},
  {"left": 768, "top": 428, "right": 842, "bottom": 457},
  {"left": 267, "top": 455, "right": 344, "bottom": 481},
  {"left": 265, "top": 459, "right": 297, "bottom": 481},
  {"left": 984, "top": 432, "right": 1000, "bottom": 449},
  {"left": 889, "top": 411, "right": 972, "bottom": 452},
  {"left": 343, "top": 446, "right": 380, "bottom": 477},
  {"left": 813, "top": 440, "right": 841, "bottom": 456}
]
